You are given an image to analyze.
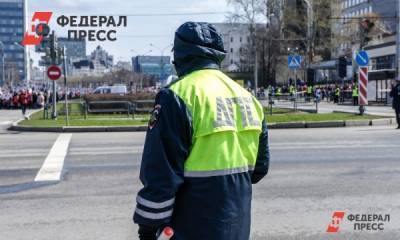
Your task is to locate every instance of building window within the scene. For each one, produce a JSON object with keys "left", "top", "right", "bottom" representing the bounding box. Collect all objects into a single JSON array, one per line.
[
  {"left": 230, "top": 37, "right": 234, "bottom": 42},
  {"left": 230, "top": 48, "right": 233, "bottom": 53},
  {"left": 230, "top": 59, "right": 233, "bottom": 64},
  {"left": 240, "top": 37, "right": 242, "bottom": 43}
]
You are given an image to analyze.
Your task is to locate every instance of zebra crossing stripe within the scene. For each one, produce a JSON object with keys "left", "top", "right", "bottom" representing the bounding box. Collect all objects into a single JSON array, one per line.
[{"left": 34, "top": 134, "right": 72, "bottom": 182}]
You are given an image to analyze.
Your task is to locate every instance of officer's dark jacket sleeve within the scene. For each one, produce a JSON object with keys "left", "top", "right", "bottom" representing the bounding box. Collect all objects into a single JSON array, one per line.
[
  {"left": 251, "top": 119, "right": 270, "bottom": 184},
  {"left": 133, "top": 88, "right": 192, "bottom": 228}
]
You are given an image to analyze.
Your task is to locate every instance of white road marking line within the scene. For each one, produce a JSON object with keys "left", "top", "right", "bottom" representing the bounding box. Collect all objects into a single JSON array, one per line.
[
  {"left": 0, "top": 121, "right": 12, "bottom": 125},
  {"left": 34, "top": 134, "right": 72, "bottom": 182}
]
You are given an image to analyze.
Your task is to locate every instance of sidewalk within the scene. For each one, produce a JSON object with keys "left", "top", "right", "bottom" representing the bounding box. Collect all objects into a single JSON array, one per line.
[
  {"left": 262, "top": 100, "right": 396, "bottom": 117},
  {"left": 0, "top": 109, "right": 36, "bottom": 132}
]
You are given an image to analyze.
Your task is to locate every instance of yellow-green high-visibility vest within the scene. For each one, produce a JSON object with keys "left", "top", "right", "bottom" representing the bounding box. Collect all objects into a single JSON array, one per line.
[
  {"left": 169, "top": 69, "right": 264, "bottom": 177},
  {"left": 352, "top": 87, "right": 359, "bottom": 97},
  {"left": 307, "top": 86, "right": 312, "bottom": 94},
  {"left": 335, "top": 88, "right": 340, "bottom": 96}
]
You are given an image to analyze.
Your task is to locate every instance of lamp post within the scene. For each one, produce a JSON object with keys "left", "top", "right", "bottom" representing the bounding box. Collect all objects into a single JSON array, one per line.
[
  {"left": 14, "top": 42, "right": 30, "bottom": 87},
  {"left": 302, "top": 0, "right": 313, "bottom": 88},
  {"left": 0, "top": 41, "right": 5, "bottom": 86},
  {"left": 149, "top": 43, "right": 173, "bottom": 83}
]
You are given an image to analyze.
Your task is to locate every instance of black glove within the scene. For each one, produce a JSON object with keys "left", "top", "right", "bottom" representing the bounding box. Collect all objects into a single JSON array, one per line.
[{"left": 138, "top": 224, "right": 158, "bottom": 240}]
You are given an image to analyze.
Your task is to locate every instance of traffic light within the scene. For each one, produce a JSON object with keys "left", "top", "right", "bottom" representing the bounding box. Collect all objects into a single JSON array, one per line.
[{"left": 338, "top": 57, "right": 347, "bottom": 78}]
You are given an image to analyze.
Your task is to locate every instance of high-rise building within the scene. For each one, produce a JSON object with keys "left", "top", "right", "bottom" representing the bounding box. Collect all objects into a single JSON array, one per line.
[
  {"left": 212, "top": 23, "right": 251, "bottom": 73},
  {"left": 90, "top": 45, "right": 113, "bottom": 68},
  {"left": 57, "top": 37, "right": 86, "bottom": 74},
  {"left": 338, "top": 0, "right": 396, "bottom": 56},
  {"left": 131, "top": 55, "right": 173, "bottom": 81},
  {"left": 0, "top": 0, "right": 26, "bottom": 86},
  {"left": 58, "top": 37, "right": 86, "bottom": 61}
]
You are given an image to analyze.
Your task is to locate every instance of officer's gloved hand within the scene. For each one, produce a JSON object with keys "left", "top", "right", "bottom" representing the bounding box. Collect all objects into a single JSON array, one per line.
[{"left": 138, "top": 224, "right": 158, "bottom": 240}]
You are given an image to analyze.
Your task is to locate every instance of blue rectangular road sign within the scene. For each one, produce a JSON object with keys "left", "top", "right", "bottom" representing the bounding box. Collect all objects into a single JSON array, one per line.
[
  {"left": 288, "top": 55, "right": 302, "bottom": 69},
  {"left": 355, "top": 50, "right": 369, "bottom": 66}
]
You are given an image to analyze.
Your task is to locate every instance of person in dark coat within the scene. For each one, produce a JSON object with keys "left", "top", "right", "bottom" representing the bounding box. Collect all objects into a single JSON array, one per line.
[
  {"left": 390, "top": 78, "right": 400, "bottom": 129},
  {"left": 133, "top": 22, "right": 270, "bottom": 240}
]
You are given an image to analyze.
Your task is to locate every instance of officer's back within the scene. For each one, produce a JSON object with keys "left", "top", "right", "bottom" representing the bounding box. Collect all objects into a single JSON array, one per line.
[{"left": 133, "top": 22, "right": 269, "bottom": 240}]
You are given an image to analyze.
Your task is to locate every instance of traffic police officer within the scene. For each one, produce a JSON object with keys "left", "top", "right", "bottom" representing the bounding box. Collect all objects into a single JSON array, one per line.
[
  {"left": 133, "top": 22, "right": 270, "bottom": 240},
  {"left": 352, "top": 85, "right": 359, "bottom": 106},
  {"left": 334, "top": 86, "right": 340, "bottom": 104},
  {"left": 390, "top": 78, "right": 400, "bottom": 129}
]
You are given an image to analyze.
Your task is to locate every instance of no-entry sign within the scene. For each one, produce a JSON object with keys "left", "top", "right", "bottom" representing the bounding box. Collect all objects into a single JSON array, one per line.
[{"left": 47, "top": 65, "right": 62, "bottom": 81}]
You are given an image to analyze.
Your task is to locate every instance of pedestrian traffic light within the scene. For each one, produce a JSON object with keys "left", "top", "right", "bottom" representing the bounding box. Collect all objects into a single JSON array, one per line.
[{"left": 338, "top": 57, "right": 347, "bottom": 78}]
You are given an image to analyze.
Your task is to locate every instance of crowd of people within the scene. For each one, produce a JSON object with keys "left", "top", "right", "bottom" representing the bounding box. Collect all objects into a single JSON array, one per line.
[
  {"left": 255, "top": 82, "right": 360, "bottom": 106},
  {"left": 0, "top": 87, "right": 46, "bottom": 113},
  {"left": 0, "top": 85, "right": 86, "bottom": 118}
]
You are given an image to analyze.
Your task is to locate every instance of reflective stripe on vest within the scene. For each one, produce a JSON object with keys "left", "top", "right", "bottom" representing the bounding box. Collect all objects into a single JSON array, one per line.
[{"left": 169, "top": 70, "right": 264, "bottom": 176}]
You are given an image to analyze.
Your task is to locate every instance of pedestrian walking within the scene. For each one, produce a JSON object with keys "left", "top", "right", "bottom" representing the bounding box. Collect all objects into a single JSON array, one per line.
[
  {"left": 390, "top": 78, "right": 400, "bottom": 129},
  {"left": 133, "top": 22, "right": 270, "bottom": 240},
  {"left": 19, "top": 90, "right": 28, "bottom": 117}
]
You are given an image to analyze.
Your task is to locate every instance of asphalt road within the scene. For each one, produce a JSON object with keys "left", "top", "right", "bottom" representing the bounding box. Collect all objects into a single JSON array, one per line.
[
  {"left": 1, "top": 125, "right": 400, "bottom": 240},
  {"left": 0, "top": 109, "right": 34, "bottom": 132}
]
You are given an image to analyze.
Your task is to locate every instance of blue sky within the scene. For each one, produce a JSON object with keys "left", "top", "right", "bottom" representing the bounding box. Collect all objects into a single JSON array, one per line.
[{"left": 28, "top": 0, "right": 233, "bottom": 63}]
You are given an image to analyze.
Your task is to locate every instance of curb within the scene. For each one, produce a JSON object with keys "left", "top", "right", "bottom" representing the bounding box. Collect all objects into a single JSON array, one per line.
[
  {"left": 345, "top": 120, "right": 371, "bottom": 127},
  {"left": 306, "top": 120, "right": 345, "bottom": 128},
  {"left": 268, "top": 122, "right": 305, "bottom": 129},
  {"left": 9, "top": 125, "right": 148, "bottom": 133},
  {"left": 9, "top": 119, "right": 395, "bottom": 132}
]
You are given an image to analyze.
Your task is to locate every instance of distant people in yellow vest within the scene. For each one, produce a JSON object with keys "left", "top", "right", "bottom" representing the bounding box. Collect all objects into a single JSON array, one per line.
[
  {"left": 334, "top": 86, "right": 340, "bottom": 104},
  {"left": 352, "top": 85, "right": 359, "bottom": 106},
  {"left": 276, "top": 87, "right": 282, "bottom": 100}
]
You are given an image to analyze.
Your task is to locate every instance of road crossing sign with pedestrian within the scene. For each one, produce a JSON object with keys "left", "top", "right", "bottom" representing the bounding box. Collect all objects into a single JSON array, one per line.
[
  {"left": 355, "top": 50, "right": 369, "bottom": 66},
  {"left": 288, "top": 55, "right": 302, "bottom": 69}
]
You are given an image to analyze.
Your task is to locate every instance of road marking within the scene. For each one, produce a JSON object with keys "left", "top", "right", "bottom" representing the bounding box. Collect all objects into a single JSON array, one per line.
[
  {"left": 34, "top": 134, "right": 72, "bottom": 182},
  {"left": 0, "top": 121, "right": 12, "bottom": 125}
]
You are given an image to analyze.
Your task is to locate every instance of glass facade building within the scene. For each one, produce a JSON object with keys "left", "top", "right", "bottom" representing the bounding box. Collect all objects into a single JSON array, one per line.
[
  {"left": 132, "top": 55, "right": 173, "bottom": 81},
  {"left": 0, "top": 0, "right": 26, "bottom": 86}
]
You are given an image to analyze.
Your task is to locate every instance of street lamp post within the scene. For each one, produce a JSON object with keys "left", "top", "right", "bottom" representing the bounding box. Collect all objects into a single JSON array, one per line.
[
  {"left": 14, "top": 42, "right": 30, "bottom": 87},
  {"left": 0, "top": 41, "right": 5, "bottom": 86},
  {"left": 303, "top": 0, "right": 313, "bottom": 83},
  {"left": 149, "top": 43, "right": 173, "bottom": 84}
]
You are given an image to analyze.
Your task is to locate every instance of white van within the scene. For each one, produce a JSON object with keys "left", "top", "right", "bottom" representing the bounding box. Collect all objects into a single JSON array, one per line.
[{"left": 93, "top": 85, "right": 127, "bottom": 95}]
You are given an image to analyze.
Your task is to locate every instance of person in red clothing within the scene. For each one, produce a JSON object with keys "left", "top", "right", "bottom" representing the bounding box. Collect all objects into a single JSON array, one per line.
[{"left": 19, "top": 90, "right": 29, "bottom": 117}]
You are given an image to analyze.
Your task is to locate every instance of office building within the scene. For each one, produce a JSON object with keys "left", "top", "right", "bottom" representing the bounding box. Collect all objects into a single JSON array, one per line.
[
  {"left": 337, "top": 0, "right": 396, "bottom": 56},
  {"left": 90, "top": 45, "right": 113, "bottom": 68},
  {"left": 58, "top": 37, "right": 86, "bottom": 60},
  {"left": 132, "top": 55, "right": 173, "bottom": 81},
  {"left": 212, "top": 23, "right": 251, "bottom": 73},
  {"left": 0, "top": 0, "right": 26, "bottom": 86}
]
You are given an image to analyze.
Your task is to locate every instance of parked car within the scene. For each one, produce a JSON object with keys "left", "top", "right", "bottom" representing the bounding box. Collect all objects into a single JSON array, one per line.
[{"left": 93, "top": 85, "right": 127, "bottom": 95}]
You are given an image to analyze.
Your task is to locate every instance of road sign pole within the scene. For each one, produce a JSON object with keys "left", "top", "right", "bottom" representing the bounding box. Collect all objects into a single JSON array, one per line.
[
  {"left": 62, "top": 47, "right": 69, "bottom": 126},
  {"left": 50, "top": 31, "right": 57, "bottom": 119},
  {"left": 358, "top": 66, "right": 368, "bottom": 115}
]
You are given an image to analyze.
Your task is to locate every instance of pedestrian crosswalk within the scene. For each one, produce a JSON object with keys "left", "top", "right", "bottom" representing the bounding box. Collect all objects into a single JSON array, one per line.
[{"left": 0, "top": 132, "right": 144, "bottom": 187}]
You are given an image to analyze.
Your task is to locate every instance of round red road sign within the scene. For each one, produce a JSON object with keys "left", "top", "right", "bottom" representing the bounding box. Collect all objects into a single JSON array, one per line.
[{"left": 47, "top": 65, "right": 62, "bottom": 81}]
